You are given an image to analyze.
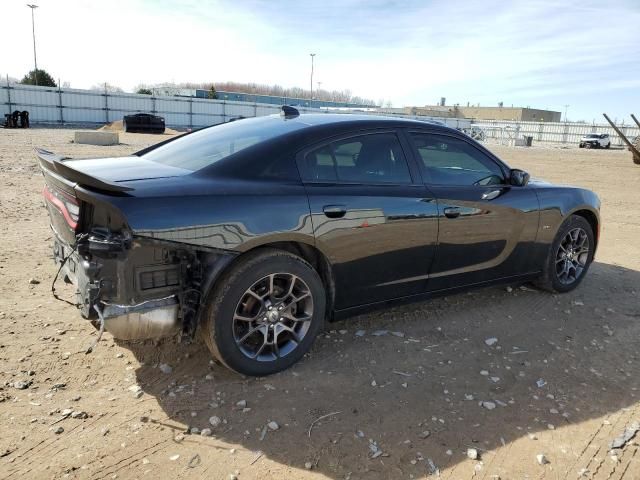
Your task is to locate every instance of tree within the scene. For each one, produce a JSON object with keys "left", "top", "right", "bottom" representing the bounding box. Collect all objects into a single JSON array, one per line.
[
  {"left": 91, "top": 83, "right": 123, "bottom": 93},
  {"left": 137, "top": 87, "right": 152, "bottom": 95},
  {"left": 20, "top": 69, "right": 56, "bottom": 87},
  {"left": 208, "top": 85, "right": 218, "bottom": 99}
]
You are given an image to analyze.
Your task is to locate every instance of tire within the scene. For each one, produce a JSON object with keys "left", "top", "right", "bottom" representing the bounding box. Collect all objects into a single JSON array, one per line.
[
  {"left": 123, "top": 120, "right": 129, "bottom": 133},
  {"left": 535, "top": 215, "right": 595, "bottom": 293},
  {"left": 201, "top": 249, "right": 326, "bottom": 376},
  {"left": 584, "top": 143, "right": 592, "bottom": 149},
  {"left": 605, "top": 143, "right": 610, "bottom": 149}
]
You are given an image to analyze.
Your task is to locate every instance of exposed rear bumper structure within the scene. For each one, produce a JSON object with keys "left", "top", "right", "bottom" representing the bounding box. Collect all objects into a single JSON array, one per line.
[{"left": 100, "top": 295, "right": 179, "bottom": 340}]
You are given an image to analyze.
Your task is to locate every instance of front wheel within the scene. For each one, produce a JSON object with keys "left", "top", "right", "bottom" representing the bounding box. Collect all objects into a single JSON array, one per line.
[
  {"left": 535, "top": 215, "right": 595, "bottom": 293},
  {"left": 201, "top": 249, "right": 326, "bottom": 376},
  {"left": 605, "top": 143, "right": 611, "bottom": 149}
]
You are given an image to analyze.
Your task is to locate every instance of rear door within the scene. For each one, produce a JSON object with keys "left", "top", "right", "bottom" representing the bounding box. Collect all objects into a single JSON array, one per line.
[
  {"left": 407, "top": 131, "right": 540, "bottom": 291},
  {"left": 298, "top": 130, "right": 439, "bottom": 309}
]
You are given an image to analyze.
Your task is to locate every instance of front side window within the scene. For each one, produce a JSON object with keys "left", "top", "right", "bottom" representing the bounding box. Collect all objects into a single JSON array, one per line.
[
  {"left": 410, "top": 133, "right": 505, "bottom": 186},
  {"left": 303, "top": 133, "right": 411, "bottom": 184}
]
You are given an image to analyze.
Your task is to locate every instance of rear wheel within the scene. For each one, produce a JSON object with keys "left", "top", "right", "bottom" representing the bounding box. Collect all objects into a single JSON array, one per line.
[
  {"left": 584, "top": 143, "right": 592, "bottom": 149},
  {"left": 123, "top": 119, "right": 129, "bottom": 132},
  {"left": 201, "top": 249, "right": 326, "bottom": 376},
  {"left": 535, "top": 215, "right": 595, "bottom": 293}
]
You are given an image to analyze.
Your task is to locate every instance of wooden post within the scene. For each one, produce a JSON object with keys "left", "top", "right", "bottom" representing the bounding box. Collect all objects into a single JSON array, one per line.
[{"left": 603, "top": 113, "right": 640, "bottom": 165}]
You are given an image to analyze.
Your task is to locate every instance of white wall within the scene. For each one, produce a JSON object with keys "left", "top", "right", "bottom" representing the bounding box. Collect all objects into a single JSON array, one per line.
[
  {"left": 1, "top": 83, "right": 469, "bottom": 130},
  {"left": 474, "top": 119, "right": 639, "bottom": 147}
]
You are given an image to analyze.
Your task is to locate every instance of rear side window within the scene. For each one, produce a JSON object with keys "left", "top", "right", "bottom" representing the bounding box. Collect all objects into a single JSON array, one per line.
[
  {"left": 302, "top": 133, "right": 411, "bottom": 184},
  {"left": 410, "top": 133, "right": 505, "bottom": 186},
  {"left": 142, "top": 116, "right": 305, "bottom": 172}
]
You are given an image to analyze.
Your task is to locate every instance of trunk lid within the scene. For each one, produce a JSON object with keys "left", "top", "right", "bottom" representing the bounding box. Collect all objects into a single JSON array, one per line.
[{"left": 36, "top": 148, "right": 190, "bottom": 245}]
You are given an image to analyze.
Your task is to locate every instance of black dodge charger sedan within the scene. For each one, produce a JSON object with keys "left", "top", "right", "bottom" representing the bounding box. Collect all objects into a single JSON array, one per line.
[{"left": 38, "top": 108, "right": 600, "bottom": 375}]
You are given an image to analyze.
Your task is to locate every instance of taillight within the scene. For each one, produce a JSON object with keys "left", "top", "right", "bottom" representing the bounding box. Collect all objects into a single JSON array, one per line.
[{"left": 43, "top": 186, "right": 79, "bottom": 230}]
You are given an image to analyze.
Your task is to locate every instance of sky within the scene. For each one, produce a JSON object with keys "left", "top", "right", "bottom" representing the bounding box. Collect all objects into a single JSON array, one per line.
[{"left": 2, "top": 0, "right": 639, "bottom": 122}]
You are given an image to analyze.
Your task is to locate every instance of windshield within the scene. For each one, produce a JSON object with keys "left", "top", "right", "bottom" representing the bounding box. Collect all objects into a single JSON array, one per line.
[
  {"left": 142, "top": 116, "right": 305, "bottom": 171},
  {"left": 585, "top": 134, "right": 599, "bottom": 138}
]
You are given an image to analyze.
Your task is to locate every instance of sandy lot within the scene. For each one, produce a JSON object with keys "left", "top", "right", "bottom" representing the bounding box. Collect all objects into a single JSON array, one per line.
[{"left": 1, "top": 128, "right": 639, "bottom": 480}]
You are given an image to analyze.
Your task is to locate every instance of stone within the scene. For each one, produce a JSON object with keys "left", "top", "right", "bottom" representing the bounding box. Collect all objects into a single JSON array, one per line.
[
  {"left": 209, "top": 416, "right": 221, "bottom": 428},
  {"left": 235, "top": 400, "right": 247, "bottom": 408},
  {"left": 482, "top": 401, "right": 496, "bottom": 410},
  {"left": 480, "top": 370, "right": 489, "bottom": 376},
  {"left": 159, "top": 363, "right": 173, "bottom": 374},
  {"left": 467, "top": 448, "right": 479, "bottom": 460},
  {"left": 53, "top": 426, "right": 64, "bottom": 434},
  {"left": 267, "top": 421, "right": 279, "bottom": 431},
  {"left": 200, "top": 428, "right": 212, "bottom": 437},
  {"left": 304, "top": 461, "right": 313, "bottom": 470},
  {"left": 536, "top": 453, "right": 549, "bottom": 465},
  {"left": 13, "top": 380, "right": 31, "bottom": 390},
  {"left": 418, "top": 430, "right": 431, "bottom": 439},
  {"left": 169, "top": 454, "right": 180, "bottom": 461},
  {"left": 355, "top": 330, "right": 366, "bottom": 337},
  {"left": 485, "top": 337, "right": 498, "bottom": 346},
  {"left": 71, "top": 411, "right": 88, "bottom": 419},
  {"left": 29, "top": 278, "right": 40, "bottom": 285}
]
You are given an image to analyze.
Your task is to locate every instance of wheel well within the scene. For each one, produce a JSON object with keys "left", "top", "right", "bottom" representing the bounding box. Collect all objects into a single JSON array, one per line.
[
  {"left": 573, "top": 209, "right": 599, "bottom": 248},
  {"left": 207, "top": 242, "right": 335, "bottom": 320}
]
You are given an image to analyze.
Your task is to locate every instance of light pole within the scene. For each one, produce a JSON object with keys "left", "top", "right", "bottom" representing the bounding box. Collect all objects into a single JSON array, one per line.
[
  {"left": 27, "top": 4, "right": 39, "bottom": 86},
  {"left": 309, "top": 53, "right": 316, "bottom": 101},
  {"left": 564, "top": 104, "right": 570, "bottom": 122}
]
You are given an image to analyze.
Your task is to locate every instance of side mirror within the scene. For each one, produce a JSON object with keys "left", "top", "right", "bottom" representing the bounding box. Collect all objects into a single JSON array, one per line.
[{"left": 510, "top": 169, "right": 530, "bottom": 186}]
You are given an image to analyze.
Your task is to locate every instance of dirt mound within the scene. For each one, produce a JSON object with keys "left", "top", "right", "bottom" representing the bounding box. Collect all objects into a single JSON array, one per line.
[
  {"left": 98, "top": 119, "right": 179, "bottom": 135},
  {"left": 99, "top": 120, "right": 124, "bottom": 131}
]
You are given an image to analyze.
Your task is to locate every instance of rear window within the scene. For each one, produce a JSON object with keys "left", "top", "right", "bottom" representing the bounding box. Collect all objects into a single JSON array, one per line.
[{"left": 142, "top": 116, "right": 304, "bottom": 171}]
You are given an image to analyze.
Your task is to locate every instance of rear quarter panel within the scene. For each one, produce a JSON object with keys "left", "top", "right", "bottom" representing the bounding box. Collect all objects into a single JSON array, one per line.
[{"left": 105, "top": 177, "right": 315, "bottom": 252}]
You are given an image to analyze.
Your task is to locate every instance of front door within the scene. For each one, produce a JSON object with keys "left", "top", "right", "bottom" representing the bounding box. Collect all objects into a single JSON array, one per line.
[
  {"left": 407, "top": 131, "right": 540, "bottom": 291},
  {"left": 298, "top": 130, "right": 439, "bottom": 309}
]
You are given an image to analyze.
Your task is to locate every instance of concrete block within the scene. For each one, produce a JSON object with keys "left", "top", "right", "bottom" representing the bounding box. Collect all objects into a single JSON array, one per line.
[{"left": 74, "top": 131, "right": 119, "bottom": 146}]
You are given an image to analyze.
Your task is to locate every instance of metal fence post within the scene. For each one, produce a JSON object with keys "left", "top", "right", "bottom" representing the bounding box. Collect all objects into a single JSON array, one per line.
[
  {"left": 189, "top": 97, "right": 193, "bottom": 129},
  {"left": 104, "top": 84, "right": 109, "bottom": 124},
  {"left": 5, "top": 75, "right": 12, "bottom": 115},
  {"left": 152, "top": 95, "right": 156, "bottom": 114},
  {"left": 58, "top": 79, "right": 64, "bottom": 125},
  {"left": 222, "top": 100, "right": 226, "bottom": 123},
  {"left": 254, "top": 100, "right": 257, "bottom": 118}
]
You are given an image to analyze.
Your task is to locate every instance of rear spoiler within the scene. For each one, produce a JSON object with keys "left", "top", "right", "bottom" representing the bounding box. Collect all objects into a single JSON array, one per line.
[{"left": 35, "top": 148, "right": 134, "bottom": 193}]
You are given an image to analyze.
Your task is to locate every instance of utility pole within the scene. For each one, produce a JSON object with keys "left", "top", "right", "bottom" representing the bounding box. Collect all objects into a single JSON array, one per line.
[
  {"left": 563, "top": 104, "right": 570, "bottom": 122},
  {"left": 309, "top": 53, "right": 316, "bottom": 101},
  {"left": 27, "top": 4, "right": 39, "bottom": 86}
]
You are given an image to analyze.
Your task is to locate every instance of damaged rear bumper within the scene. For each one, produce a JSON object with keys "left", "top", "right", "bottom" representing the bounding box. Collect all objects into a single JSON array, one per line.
[{"left": 53, "top": 228, "right": 233, "bottom": 342}]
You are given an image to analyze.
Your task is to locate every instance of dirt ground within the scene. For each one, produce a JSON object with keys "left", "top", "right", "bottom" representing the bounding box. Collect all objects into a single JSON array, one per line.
[{"left": 1, "top": 128, "right": 639, "bottom": 480}]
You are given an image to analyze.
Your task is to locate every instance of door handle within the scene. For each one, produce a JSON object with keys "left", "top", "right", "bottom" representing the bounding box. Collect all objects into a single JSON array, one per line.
[
  {"left": 481, "top": 189, "right": 503, "bottom": 201},
  {"left": 323, "top": 205, "right": 347, "bottom": 218},
  {"left": 443, "top": 207, "right": 461, "bottom": 219}
]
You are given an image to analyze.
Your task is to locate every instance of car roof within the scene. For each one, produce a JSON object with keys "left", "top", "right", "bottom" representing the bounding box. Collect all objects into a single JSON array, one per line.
[{"left": 282, "top": 113, "right": 451, "bottom": 130}]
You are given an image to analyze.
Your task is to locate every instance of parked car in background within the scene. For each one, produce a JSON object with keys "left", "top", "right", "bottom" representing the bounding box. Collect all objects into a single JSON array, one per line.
[
  {"left": 579, "top": 133, "right": 610, "bottom": 149},
  {"left": 37, "top": 108, "right": 601, "bottom": 376},
  {"left": 123, "top": 113, "right": 165, "bottom": 134}
]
